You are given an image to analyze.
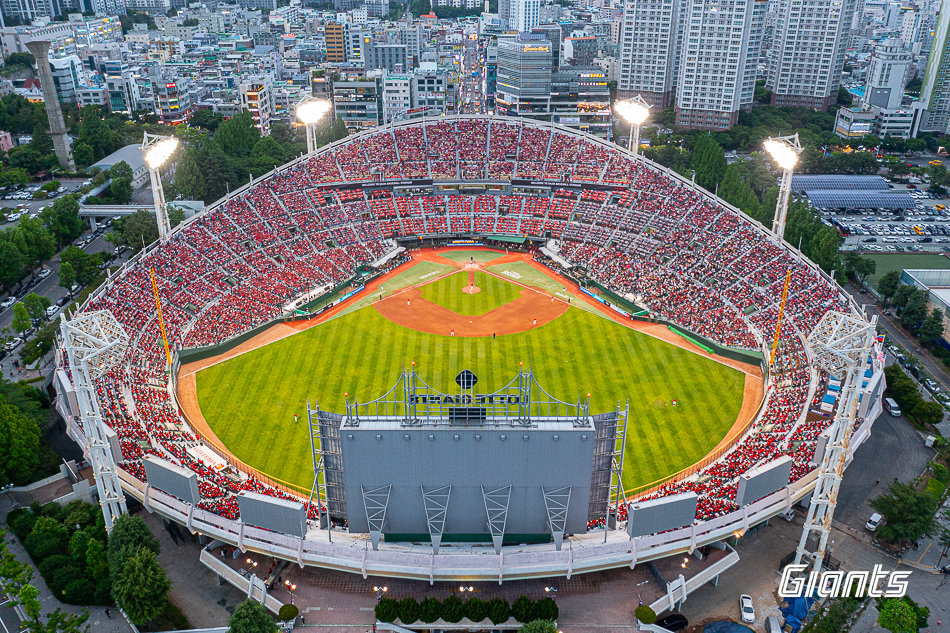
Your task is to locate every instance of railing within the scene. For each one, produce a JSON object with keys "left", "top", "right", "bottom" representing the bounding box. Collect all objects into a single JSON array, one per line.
[{"left": 122, "top": 464, "right": 831, "bottom": 582}]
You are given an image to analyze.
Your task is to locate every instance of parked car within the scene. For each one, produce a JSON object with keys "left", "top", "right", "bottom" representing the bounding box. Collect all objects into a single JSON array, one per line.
[
  {"left": 0, "top": 297, "right": 15, "bottom": 309},
  {"left": 56, "top": 296, "right": 69, "bottom": 307},
  {"left": 36, "top": 268, "right": 51, "bottom": 280},
  {"left": 866, "top": 513, "right": 883, "bottom": 531},
  {"left": 4, "top": 337, "right": 22, "bottom": 351},
  {"left": 739, "top": 595, "right": 755, "bottom": 623},
  {"left": 45, "top": 305, "right": 59, "bottom": 318}
]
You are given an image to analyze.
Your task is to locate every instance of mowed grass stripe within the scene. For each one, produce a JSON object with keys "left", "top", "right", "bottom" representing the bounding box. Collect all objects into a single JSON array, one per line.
[
  {"left": 195, "top": 306, "right": 745, "bottom": 494},
  {"left": 421, "top": 270, "right": 523, "bottom": 315}
]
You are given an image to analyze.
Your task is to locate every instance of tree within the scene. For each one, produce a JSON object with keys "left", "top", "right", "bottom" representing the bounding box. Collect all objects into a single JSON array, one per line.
[
  {"left": 870, "top": 480, "right": 939, "bottom": 544},
  {"left": 7, "top": 146, "right": 46, "bottom": 175},
  {"left": 0, "top": 240, "right": 25, "bottom": 288},
  {"left": 419, "top": 597, "right": 441, "bottom": 623},
  {"left": 487, "top": 597, "right": 510, "bottom": 625},
  {"left": 42, "top": 195, "right": 84, "bottom": 248},
  {"left": 59, "top": 247, "right": 99, "bottom": 287},
  {"left": 375, "top": 598, "right": 399, "bottom": 623},
  {"left": 227, "top": 600, "right": 276, "bottom": 633},
  {"left": 441, "top": 595, "right": 464, "bottom": 623},
  {"left": 112, "top": 548, "right": 169, "bottom": 626},
  {"left": 399, "top": 597, "right": 421, "bottom": 623},
  {"left": 534, "top": 598, "right": 557, "bottom": 621},
  {"left": 690, "top": 135, "right": 727, "bottom": 192},
  {"left": 13, "top": 218, "right": 56, "bottom": 271},
  {"left": 0, "top": 394, "right": 41, "bottom": 485},
  {"left": 58, "top": 261, "right": 76, "bottom": 292},
  {"left": 215, "top": 111, "right": 260, "bottom": 158},
  {"left": 24, "top": 517, "right": 68, "bottom": 560},
  {"left": 938, "top": 524, "right": 950, "bottom": 561},
  {"left": 635, "top": 605, "right": 657, "bottom": 624},
  {"left": 11, "top": 303, "right": 30, "bottom": 334},
  {"left": 251, "top": 136, "right": 285, "bottom": 174},
  {"left": 110, "top": 209, "right": 158, "bottom": 251},
  {"left": 15, "top": 583, "right": 90, "bottom": 633},
  {"left": 878, "top": 270, "right": 901, "bottom": 307},
  {"left": 72, "top": 142, "right": 94, "bottom": 167},
  {"left": 190, "top": 110, "right": 223, "bottom": 131},
  {"left": 106, "top": 514, "right": 160, "bottom": 582},
  {"left": 173, "top": 145, "right": 207, "bottom": 201},
  {"left": 518, "top": 622, "right": 558, "bottom": 633},
  {"left": 463, "top": 597, "right": 488, "bottom": 623},
  {"left": 910, "top": 399, "right": 944, "bottom": 428},
  {"left": 22, "top": 293, "right": 50, "bottom": 320},
  {"left": 845, "top": 252, "right": 876, "bottom": 283},
  {"left": 902, "top": 291, "right": 928, "bottom": 333},
  {"left": 877, "top": 597, "right": 917, "bottom": 633},
  {"left": 511, "top": 596, "right": 535, "bottom": 623},
  {"left": 920, "top": 308, "right": 944, "bottom": 346}
]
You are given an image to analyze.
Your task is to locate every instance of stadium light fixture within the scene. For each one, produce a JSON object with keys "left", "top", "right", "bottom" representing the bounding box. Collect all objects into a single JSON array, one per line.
[
  {"left": 763, "top": 133, "right": 803, "bottom": 240},
  {"left": 296, "top": 99, "right": 333, "bottom": 154},
  {"left": 614, "top": 96, "right": 650, "bottom": 155},
  {"left": 142, "top": 133, "right": 179, "bottom": 241}
]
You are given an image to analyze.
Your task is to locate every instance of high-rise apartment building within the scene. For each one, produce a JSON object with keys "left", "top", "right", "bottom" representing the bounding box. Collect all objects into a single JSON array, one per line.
[
  {"left": 917, "top": 1, "right": 950, "bottom": 134},
  {"left": 508, "top": 0, "right": 540, "bottom": 32},
  {"left": 675, "top": 0, "right": 765, "bottom": 130},
  {"left": 616, "top": 0, "right": 683, "bottom": 107},
  {"left": 766, "top": 0, "right": 857, "bottom": 111}
]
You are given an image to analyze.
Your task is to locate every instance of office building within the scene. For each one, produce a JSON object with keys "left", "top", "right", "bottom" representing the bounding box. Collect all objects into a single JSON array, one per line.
[
  {"left": 675, "top": 0, "right": 765, "bottom": 130},
  {"left": 496, "top": 34, "right": 552, "bottom": 117},
  {"left": 766, "top": 0, "right": 857, "bottom": 110},
  {"left": 918, "top": 2, "right": 950, "bottom": 134},
  {"left": 325, "top": 22, "right": 347, "bottom": 63}
]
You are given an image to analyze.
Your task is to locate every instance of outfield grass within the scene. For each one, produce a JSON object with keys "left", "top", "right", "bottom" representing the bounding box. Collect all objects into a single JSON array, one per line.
[
  {"left": 195, "top": 306, "right": 746, "bottom": 494},
  {"left": 437, "top": 249, "right": 504, "bottom": 264},
  {"left": 864, "top": 252, "right": 950, "bottom": 287},
  {"left": 421, "top": 270, "right": 523, "bottom": 316}
]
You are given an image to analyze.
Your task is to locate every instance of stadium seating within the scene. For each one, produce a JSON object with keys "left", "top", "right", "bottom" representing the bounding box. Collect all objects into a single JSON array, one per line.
[{"left": 65, "top": 118, "right": 860, "bottom": 533}]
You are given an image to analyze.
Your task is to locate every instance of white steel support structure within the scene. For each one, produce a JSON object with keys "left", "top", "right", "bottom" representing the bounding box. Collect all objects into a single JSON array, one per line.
[
  {"left": 60, "top": 311, "right": 130, "bottom": 532},
  {"left": 794, "top": 311, "right": 876, "bottom": 572},
  {"left": 766, "top": 133, "right": 803, "bottom": 240}
]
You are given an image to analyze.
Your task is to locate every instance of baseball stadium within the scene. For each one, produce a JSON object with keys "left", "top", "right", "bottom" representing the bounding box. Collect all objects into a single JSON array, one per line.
[{"left": 55, "top": 116, "right": 885, "bottom": 588}]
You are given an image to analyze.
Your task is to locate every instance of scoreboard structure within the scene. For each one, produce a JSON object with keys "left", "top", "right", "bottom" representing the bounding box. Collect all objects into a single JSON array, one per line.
[{"left": 311, "top": 368, "right": 627, "bottom": 552}]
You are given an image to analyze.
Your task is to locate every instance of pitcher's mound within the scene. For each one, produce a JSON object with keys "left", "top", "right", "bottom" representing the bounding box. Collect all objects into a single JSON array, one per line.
[{"left": 462, "top": 285, "right": 481, "bottom": 295}]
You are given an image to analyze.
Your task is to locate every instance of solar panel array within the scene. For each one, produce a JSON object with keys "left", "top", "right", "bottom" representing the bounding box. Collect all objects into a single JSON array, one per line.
[
  {"left": 790, "top": 175, "right": 888, "bottom": 193},
  {"left": 805, "top": 190, "right": 916, "bottom": 209}
]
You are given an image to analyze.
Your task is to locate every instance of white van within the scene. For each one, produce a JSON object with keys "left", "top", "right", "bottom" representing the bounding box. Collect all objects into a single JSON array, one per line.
[
  {"left": 866, "top": 513, "right": 883, "bottom": 531},
  {"left": 883, "top": 397, "right": 901, "bottom": 417}
]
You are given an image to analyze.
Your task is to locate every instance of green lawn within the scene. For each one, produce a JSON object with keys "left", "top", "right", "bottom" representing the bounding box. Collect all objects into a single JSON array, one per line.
[
  {"left": 421, "top": 270, "right": 523, "bottom": 316},
  {"left": 196, "top": 306, "right": 746, "bottom": 495},
  {"left": 436, "top": 249, "right": 504, "bottom": 264},
  {"left": 864, "top": 252, "right": 950, "bottom": 287}
]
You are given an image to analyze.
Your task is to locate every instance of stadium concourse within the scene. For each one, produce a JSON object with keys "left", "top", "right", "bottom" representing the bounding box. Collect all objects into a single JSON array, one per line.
[{"left": 57, "top": 116, "right": 872, "bottom": 562}]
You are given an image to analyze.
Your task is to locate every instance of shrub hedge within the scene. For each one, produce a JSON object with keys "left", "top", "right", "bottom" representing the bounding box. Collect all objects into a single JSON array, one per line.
[{"left": 375, "top": 595, "right": 558, "bottom": 625}]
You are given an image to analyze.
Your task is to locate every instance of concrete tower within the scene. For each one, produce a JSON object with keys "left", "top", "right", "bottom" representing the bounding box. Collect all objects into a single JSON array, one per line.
[{"left": 25, "top": 40, "right": 76, "bottom": 172}]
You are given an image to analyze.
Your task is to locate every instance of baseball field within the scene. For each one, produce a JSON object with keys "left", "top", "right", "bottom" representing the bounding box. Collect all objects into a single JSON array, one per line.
[{"left": 187, "top": 249, "right": 757, "bottom": 497}]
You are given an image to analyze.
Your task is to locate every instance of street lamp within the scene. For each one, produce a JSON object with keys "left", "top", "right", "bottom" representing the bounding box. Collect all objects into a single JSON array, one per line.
[
  {"left": 373, "top": 585, "right": 388, "bottom": 602},
  {"left": 614, "top": 96, "right": 650, "bottom": 154},
  {"left": 296, "top": 99, "right": 333, "bottom": 154},
  {"left": 284, "top": 579, "right": 297, "bottom": 604},
  {"left": 458, "top": 586, "right": 474, "bottom": 593},
  {"left": 763, "top": 133, "right": 803, "bottom": 240},
  {"left": 142, "top": 133, "right": 179, "bottom": 241},
  {"left": 543, "top": 586, "right": 558, "bottom": 595}
]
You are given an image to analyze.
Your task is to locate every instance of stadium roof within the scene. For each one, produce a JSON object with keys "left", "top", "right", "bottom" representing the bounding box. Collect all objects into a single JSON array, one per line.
[
  {"left": 804, "top": 189, "right": 915, "bottom": 209},
  {"left": 790, "top": 175, "right": 889, "bottom": 193}
]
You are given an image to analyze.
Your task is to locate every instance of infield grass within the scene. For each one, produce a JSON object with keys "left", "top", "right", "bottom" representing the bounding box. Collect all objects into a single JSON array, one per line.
[
  {"left": 421, "top": 270, "right": 523, "bottom": 316},
  {"left": 195, "top": 306, "right": 746, "bottom": 495}
]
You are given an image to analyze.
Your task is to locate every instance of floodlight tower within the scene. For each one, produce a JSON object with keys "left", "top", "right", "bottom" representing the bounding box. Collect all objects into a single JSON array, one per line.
[
  {"left": 60, "top": 311, "right": 131, "bottom": 531},
  {"left": 142, "top": 133, "right": 180, "bottom": 241},
  {"left": 794, "top": 310, "right": 876, "bottom": 573},
  {"left": 296, "top": 99, "right": 333, "bottom": 154},
  {"left": 614, "top": 95, "right": 650, "bottom": 154},
  {"left": 764, "top": 133, "right": 803, "bottom": 240}
]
